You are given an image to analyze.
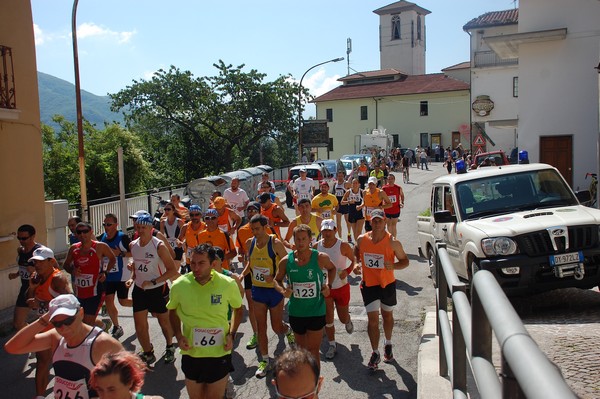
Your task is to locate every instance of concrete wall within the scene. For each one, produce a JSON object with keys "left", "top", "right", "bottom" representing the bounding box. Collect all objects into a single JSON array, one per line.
[
  {"left": 518, "top": 0, "right": 600, "bottom": 189},
  {"left": 379, "top": 9, "right": 426, "bottom": 74},
  {"left": 316, "top": 90, "right": 470, "bottom": 159},
  {"left": 0, "top": 0, "right": 47, "bottom": 310}
]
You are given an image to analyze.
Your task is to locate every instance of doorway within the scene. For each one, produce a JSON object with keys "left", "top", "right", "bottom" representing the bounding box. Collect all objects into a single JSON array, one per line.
[{"left": 540, "top": 135, "right": 573, "bottom": 186}]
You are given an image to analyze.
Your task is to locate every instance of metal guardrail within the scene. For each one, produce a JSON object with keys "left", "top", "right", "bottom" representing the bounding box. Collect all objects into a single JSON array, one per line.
[{"left": 435, "top": 242, "right": 576, "bottom": 399}]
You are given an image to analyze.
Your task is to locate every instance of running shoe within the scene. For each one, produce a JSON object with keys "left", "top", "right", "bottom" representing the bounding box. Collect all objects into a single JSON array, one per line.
[
  {"left": 367, "top": 351, "right": 381, "bottom": 370},
  {"left": 225, "top": 375, "right": 236, "bottom": 398},
  {"left": 111, "top": 325, "right": 124, "bottom": 339},
  {"left": 246, "top": 333, "right": 258, "bottom": 349},
  {"left": 164, "top": 344, "right": 176, "bottom": 364},
  {"left": 325, "top": 344, "right": 337, "bottom": 359},
  {"left": 285, "top": 329, "right": 296, "bottom": 347},
  {"left": 102, "top": 319, "right": 113, "bottom": 334},
  {"left": 139, "top": 350, "right": 156, "bottom": 365},
  {"left": 383, "top": 343, "right": 394, "bottom": 363},
  {"left": 255, "top": 359, "right": 270, "bottom": 378},
  {"left": 347, "top": 234, "right": 353, "bottom": 244},
  {"left": 345, "top": 320, "right": 354, "bottom": 334}
]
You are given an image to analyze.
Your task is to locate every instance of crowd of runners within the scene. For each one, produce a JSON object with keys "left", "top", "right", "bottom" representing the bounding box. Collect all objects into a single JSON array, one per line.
[{"left": 5, "top": 166, "right": 410, "bottom": 399}]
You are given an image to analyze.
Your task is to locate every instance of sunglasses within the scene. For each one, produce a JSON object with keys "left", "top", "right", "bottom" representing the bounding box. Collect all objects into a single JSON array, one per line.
[
  {"left": 51, "top": 314, "right": 78, "bottom": 328},
  {"left": 164, "top": 208, "right": 173, "bottom": 211},
  {"left": 76, "top": 229, "right": 90, "bottom": 235},
  {"left": 204, "top": 216, "right": 217, "bottom": 221},
  {"left": 102, "top": 223, "right": 114, "bottom": 227},
  {"left": 17, "top": 236, "right": 31, "bottom": 241},
  {"left": 190, "top": 213, "right": 201, "bottom": 217},
  {"left": 274, "top": 384, "right": 319, "bottom": 399}
]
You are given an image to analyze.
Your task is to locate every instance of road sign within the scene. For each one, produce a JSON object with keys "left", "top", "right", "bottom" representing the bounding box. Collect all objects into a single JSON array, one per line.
[{"left": 473, "top": 134, "right": 485, "bottom": 146}]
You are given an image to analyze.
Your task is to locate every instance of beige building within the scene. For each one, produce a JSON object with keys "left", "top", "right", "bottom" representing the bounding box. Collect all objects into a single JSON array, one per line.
[{"left": 0, "top": 1, "right": 47, "bottom": 311}]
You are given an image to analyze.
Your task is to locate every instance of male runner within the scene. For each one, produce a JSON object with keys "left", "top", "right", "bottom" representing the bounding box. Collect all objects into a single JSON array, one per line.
[
  {"left": 241, "top": 214, "right": 294, "bottom": 378},
  {"left": 311, "top": 181, "right": 338, "bottom": 221},
  {"left": 197, "top": 209, "right": 237, "bottom": 271},
  {"left": 168, "top": 244, "right": 243, "bottom": 399},
  {"left": 223, "top": 177, "right": 250, "bottom": 225},
  {"left": 363, "top": 176, "right": 392, "bottom": 232},
  {"left": 315, "top": 220, "right": 356, "bottom": 359},
  {"left": 354, "top": 209, "right": 409, "bottom": 370},
  {"left": 178, "top": 204, "right": 206, "bottom": 274},
  {"left": 259, "top": 192, "right": 289, "bottom": 239},
  {"left": 129, "top": 214, "right": 179, "bottom": 365},
  {"left": 381, "top": 174, "right": 405, "bottom": 238}
]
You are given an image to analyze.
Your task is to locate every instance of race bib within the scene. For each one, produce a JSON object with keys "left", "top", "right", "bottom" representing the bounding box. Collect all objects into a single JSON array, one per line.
[
  {"left": 365, "top": 207, "right": 376, "bottom": 217},
  {"left": 335, "top": 189, "right": 345, "bottom": 197},
  {"left": 298, "top": 192, "right": 311, "bottom": 200},
  {"left": 168, "top": 237, "right": 177, "bottom": 249},
  {"left": 364, "top": 252, "right": 385, "bottom": 269},
  {"left": 218, "top": 224, "right": 229, "bottom": 233},
  {"left": 53, "top": 376, "right": 89, "bottom": 399},
  {"left": 388, "top": 195, "right": 397, "bottom": 203},
  {"left": 358, "top": 170, "right": 367, "bottom": 177},
  {"left": 74, "top": 273, "right": 94, "bottom": 288},
  {"left": 293, "top": 282, "right": 317, "bottom": 299},
  {"left": 252, "top": 267, "right": 270, "bottom": 283},
  {"left": 18, "top": 266, "right": 31, "bottom": 279},
  {"left": 321, "top": 210, "right": 332, "bottom": 219},
  {"left": 349, "top": 194, "right": 361, "bottom": 203},
  {"left": 103, "top": 257, "right": 118, "bottom": 273},
  {"left": 193, "top": 327, "right": 224, "bottom": 348}
]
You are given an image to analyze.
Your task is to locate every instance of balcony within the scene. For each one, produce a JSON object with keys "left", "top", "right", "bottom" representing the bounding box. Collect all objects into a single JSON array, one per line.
[
  {"left": 0, "top": 45, "right": 16, "bottom": 110},
  {"left": 474, "top": 50, "right": 518, "bottom": 68}
]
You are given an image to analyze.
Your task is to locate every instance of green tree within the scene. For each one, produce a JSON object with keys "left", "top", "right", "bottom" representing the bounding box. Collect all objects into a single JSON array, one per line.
[{"left": 110, "top": 62, "right": 300, "bottom": 182}]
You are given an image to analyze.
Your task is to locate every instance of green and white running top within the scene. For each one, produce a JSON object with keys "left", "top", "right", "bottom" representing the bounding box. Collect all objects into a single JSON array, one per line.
[{"left": 285, "top": 249, "right": 325, "bottom": 317}]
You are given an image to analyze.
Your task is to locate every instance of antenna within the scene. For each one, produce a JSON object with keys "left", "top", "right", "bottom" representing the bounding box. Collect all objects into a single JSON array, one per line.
[{"left": 346, "top": 38, "right": 352, "bottom": 76}]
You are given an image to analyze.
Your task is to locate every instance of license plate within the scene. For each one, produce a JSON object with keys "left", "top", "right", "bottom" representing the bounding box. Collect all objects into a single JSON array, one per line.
[{"left": 549, "top": 251, "right": 583, "bottom": 267}]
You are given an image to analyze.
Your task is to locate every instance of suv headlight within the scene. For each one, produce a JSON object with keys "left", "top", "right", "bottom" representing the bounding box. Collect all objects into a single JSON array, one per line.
[{"left": 481, "top": 237, "right": 518, "bottom": 256}]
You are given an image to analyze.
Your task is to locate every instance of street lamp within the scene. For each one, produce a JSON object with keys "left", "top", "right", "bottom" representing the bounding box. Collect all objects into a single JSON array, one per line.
[{"left": 298, "top": 57, "right": 344, "bottom": 161}]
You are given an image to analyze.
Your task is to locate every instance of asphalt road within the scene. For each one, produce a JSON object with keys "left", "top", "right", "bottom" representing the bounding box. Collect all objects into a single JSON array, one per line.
[{"left": 0, "top": 164, "right": 446, "bottom": 399}]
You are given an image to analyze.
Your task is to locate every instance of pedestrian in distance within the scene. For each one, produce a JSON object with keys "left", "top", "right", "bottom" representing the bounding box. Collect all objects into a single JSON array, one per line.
[{"left": 90, "top": 350, "right": 164, "bottom": 399}]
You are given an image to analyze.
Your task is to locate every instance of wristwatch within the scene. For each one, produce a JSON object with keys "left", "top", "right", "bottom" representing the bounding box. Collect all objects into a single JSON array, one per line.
[{"left": 151, "top": 278, "right": 158, "bottom": 285}]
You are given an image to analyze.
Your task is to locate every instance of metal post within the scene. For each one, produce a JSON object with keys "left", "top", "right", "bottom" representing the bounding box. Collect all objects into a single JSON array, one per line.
[
  {"left": 72, "top": 0, "right": 88, "bottom": 221},
  {"left": 298, "top": 57, "right": 344, "bottom": 161},
  {"left": 452, "top": 284, "right": 467, "bottom": 397}
]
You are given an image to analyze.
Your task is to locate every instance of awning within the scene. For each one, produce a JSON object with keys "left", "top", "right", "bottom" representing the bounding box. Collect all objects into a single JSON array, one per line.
[{"left": 484, "top": 28, "right": 567, "bottom": 59}]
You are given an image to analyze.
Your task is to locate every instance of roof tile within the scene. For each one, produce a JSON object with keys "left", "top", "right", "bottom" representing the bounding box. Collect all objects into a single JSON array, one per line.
[{"left": 463, "top": 9, "right": 519, "bottom": 31}]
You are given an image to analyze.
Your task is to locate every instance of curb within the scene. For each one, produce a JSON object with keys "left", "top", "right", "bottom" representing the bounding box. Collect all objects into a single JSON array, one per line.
[{"left": 417, "top": 307, "right": 452, "bottom": 399}]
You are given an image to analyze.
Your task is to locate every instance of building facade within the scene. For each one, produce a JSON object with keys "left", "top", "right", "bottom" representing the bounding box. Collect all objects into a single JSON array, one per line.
[{"left": 0, "top": 0, "right": 47, "bottom": 310}]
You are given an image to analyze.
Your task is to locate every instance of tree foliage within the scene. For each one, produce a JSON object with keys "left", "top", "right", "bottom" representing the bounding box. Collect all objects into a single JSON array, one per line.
[
  {"left": 110, "top": 62, "right": 301, "bottom": 183},
  {"left": 42, "top": 116, "right": 153, "bottom": 202}
]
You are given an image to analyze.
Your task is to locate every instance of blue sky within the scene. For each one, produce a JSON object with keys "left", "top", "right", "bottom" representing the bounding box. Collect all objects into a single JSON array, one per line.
[{"left": 32, "top": 0, "right": 517, "bottom": 113}]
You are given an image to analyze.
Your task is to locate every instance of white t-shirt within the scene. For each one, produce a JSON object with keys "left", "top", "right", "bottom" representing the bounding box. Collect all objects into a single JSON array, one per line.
[
  {"left": 223, "top": 188, "right": 250, "bottom": 217},
  {"left": 293, "top": 178, "right": 315, "bottom": 200}
]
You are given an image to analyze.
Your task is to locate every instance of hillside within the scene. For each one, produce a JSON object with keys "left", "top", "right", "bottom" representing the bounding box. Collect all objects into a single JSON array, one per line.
[{"left": 38, "top": 71, "right": 124, "bottom": 128}]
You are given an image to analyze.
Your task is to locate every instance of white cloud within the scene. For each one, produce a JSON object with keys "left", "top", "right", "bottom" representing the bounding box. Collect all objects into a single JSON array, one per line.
[
  {"left": 33, "top": 24, "right": 46, "bottom": 46},
  {"left": 292, "top": 67, "right": 342, "bottom": 118},
  {"left": 77, "top": 22, "right": 136, "bottom": 44}
]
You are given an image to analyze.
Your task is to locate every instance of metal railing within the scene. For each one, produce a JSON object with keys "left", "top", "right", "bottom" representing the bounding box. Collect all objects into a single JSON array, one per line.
[
  {"left": 435, "top": 242, "right": 576, "bottom": 398},
  {"left": 0, "top": 45, "right": 16, "bottom": 109},
  {"left": 474, "top": 50, "right": 518, "bottom": 68}
]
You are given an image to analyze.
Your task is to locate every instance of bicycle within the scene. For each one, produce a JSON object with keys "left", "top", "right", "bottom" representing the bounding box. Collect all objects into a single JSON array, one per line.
[{"left": 585, "top": 172, "right": 597, "bottom": 207}]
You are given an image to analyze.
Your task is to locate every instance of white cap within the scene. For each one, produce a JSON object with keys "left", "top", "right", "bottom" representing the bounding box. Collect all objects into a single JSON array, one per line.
[
  {"left": 368, "top": 176, "right": 378, "bottom": 185},
  {"left": 48, "top": 294, "right": 80, "bottom": 321},
  {"left": 320, "top": 219, "right": 337, "bottom": 231},
  {"left": 29, "top": 246, "right": 54, "bottom": 262},
  {"left": 371, "top": 209, "right": 385, "bottom": 220}
]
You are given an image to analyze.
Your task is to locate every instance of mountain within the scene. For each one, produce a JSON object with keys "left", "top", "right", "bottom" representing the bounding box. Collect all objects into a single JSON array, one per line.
[{"left": 37, "top": 71, "right": 124, "bottom": 128}]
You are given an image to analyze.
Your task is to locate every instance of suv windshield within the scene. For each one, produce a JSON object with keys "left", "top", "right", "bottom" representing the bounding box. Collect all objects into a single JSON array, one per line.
[{"left": 457, "top": 169, "right": 578, "bottom": 220}]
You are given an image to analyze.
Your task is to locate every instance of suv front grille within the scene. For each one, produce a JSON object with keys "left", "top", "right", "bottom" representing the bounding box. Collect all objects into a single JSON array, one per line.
[{"left": 517, "top": 225, "right": 598, "bottom": 256}]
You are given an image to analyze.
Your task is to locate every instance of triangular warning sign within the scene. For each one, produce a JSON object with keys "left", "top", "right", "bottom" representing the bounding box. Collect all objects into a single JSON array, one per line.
[
  {"left": 474, "top": 146, "right": 484, "bottom": 155},
  {"left": 473, "top": 134, "right": 485, "bottom": 145}
]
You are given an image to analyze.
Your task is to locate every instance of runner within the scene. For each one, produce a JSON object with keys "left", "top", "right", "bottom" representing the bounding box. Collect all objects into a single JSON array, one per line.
[
  {"left": 160, "top": 202, "right": 185, "bottom": 263},
  {"left": 5, "top": 294, "right": 123, "bottom": 399},
  {"left": 340, "top": 178, "right": 365, "bottom": 243},
  {"left": 259, "top": 192, "right": 289, "bottom": 239},
  {"left": 357, "top": 158, "right": 369, "bottom": 189},
  {"left": 274, "top": 224, "right": 336, "bottom": 368},
  {"left": 315, "top": 220, "right": 356, "bottom": 360},
  {"left": 284, "top": 199, "right": 323, "bottom": 249},
  {"left": 8, "top": 224, "right": 41, "bottom": 330},
  {"left": 272, "top": 347, "right": 324, "bottom": 399},
  {"left": 224, "top": 177, "right": 250, "bottom": 225},
  {"left": 241, "top": 214, "right": 295, "bottom": 378},
  {"left": 354, "top": 209, "right": 409, "bottom": 370},
  {"left": 369, "top": 164, "right": 385, "bottom": 188},
  {"left": 333, "top": 171, "right": 352, "bottom": 241},
  {"left": 168, "top": 244, "right": 243, "bottom": 399},
  {"left": 196, "top": 209, "right": 237, "bottom": 271},
  {"left": 26, "top": 246, "right": 71, "bottom": 399},
  {"left": 235, "top": 202, "right": 276, "bottom": 351},
  {"left": 381, "top": 174, "right": 405, "bottom": 238},
  {"left": 129, "top": 214, "right": 179, "bottom": 365},
  {"left": 363, "top": 176, "right": 392, "bottom": 232},
  {"left": 292, "top": 167, "right": 315, "bottom": 214},
  {"left": 63, "top": 222, "right": 116, "bottom": 328},
  {"left": 99, "top": 213, "right": 132, "bottom": 339},
  {"left": 178, "top": 204, "right": 206, "bottom": 274},
  {"left": 213, "top": 196, "right": 242, "bottom": 234},
  {"left": 311, "top": 180, "right": 338, "bottom": 220}
]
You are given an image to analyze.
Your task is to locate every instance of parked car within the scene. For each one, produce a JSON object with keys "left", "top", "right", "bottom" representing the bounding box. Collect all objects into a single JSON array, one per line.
[
  {"left": 341, "top": 153, "right": 372, "bottom": 165},
  {"left": 471, "top": 150, "right": 509, "bottom": 168},
  {"left": 288, "top": 162, "right": 332, "bottom": 184},
  {"left": 340, "top": 158, "right": 358, "bottom": 179},
  {"left": 317, "top": 159, "right": 348, "bottom": 179}
]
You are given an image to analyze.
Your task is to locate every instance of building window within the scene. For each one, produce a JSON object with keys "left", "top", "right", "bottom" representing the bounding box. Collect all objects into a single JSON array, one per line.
[
  {"left": 420, "top": 101, "right": 428, "bottom": 116},
  {"left": 411, "top": 20, "right": 414, "bottom": 47},
  {"left": 391, "top": 15, "right": 401, "bottom": 40},
  {"left": 360, "top": 106, "right": 368, "bottom": 120},
  {"left": 513, "top": 76, "right": 518, "bottom": 97},
  {"left": 417, "top": 15, "right": 422, "bottom": 41},
  {"left": 326, "top": 108, "right": 333, "bottom": 122}
]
